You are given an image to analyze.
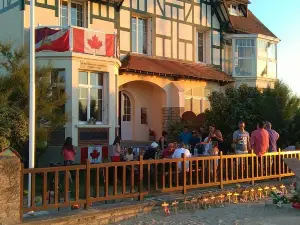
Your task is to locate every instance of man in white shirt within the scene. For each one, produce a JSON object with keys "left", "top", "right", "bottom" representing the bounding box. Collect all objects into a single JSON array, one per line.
[{"left": 172, "top": 143, "right": 191, "bottom": 172}]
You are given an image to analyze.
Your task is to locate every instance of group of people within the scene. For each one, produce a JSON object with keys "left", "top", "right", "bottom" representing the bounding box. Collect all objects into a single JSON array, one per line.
[{"left": 147, "top": 120, "right": 279, "bottom": 161}]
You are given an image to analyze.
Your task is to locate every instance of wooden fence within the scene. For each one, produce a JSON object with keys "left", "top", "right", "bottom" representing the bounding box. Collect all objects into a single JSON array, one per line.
[{"left": 21, "top": 149, "right": 300, "bottom": 219}]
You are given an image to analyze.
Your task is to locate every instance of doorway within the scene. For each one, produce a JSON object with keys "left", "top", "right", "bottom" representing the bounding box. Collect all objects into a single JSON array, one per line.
[{"left": 120, "top": 92, "right": 133, "bottom": 140}]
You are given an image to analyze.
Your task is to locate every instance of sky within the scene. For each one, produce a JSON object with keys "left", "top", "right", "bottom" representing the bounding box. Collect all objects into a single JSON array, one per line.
[{"left": 248, "top": 0, "right": 300, "bottom": 95}]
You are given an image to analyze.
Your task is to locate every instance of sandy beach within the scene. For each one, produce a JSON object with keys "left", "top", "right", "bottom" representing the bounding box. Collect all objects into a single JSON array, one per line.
[{"left": 117, "top": 202, "right": 300, "bottom": 225}]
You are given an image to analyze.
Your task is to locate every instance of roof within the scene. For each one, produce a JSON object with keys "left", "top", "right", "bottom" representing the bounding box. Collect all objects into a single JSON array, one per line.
[
  {"left": 229, "top": 10, "right": 277, "bottom": 38},
  {"left": 120, "top": 54, "right": 234, "bottom": 84}
]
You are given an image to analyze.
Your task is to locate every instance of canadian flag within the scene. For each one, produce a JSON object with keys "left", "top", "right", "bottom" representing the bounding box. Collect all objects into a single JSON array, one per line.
[{"left": 73, "top": 28, "right": 115, "bottom": 57}]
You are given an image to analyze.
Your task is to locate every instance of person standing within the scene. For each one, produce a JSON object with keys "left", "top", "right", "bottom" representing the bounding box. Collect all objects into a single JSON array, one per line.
[
  {"left": 61, "top": 137, "right": 76, "bottom": 165},
  {"left": 233, "top": 121, "right": 251, "bottom": 178},
  {"left": 266, "top": 121, "right": 280, "bottom": 152},
  {"left": 250, "top": 121, "right": 269, "bottom": 156},
  {"left": 233, "top": 121, "right": 251, "bottom": 154},
  {"left": 178, "top": 127, "right": 192, "bottom": 146},
  {"left": 207, "top": 124, "right": 223, "bottom": 153},
  {"left": 250, "top": 121, "right": 269, "bottom": 176}
]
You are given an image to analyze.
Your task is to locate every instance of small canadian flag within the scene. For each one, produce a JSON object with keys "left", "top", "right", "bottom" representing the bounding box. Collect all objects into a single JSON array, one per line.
[{"left": 73, "top": 28, "right": 115, "bottom": 57}]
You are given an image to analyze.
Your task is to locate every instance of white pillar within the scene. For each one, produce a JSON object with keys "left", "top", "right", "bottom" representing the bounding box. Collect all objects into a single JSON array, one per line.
[
  {"left": 108, "top": 65, "right": 117, "bottom": 145},
  {"left": 28, "top": 0, "right": 36, "bottom": 208}
]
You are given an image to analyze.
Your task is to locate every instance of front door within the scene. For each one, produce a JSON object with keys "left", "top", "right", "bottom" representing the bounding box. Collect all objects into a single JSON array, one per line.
[{"left": 121, "top": 92, "right": 133, "bottom": 140}]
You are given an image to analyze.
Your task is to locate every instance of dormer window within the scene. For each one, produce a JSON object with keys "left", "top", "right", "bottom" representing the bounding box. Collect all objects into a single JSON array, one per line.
[{"left": 229, "top": 4, "right": 243, "bottom": 16}]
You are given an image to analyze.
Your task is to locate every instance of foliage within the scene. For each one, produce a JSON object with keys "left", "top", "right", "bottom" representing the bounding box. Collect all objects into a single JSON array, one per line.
[
  {"left": 204, "top": 82, "right": 300, "bottom": 150},
  {"left": 204, "top": 85, "right": 264, "bottom": 151},
  {"left": 168, "top": 119, "right": 192, "bottom": 142},
  {"left": 0, "top": 105, "right": 28, "bottom": 150},
  {"left": 0, "top": 42, "right": 67, "bottom": 160},
  {"left": 262, "top": 81, "right": 300, "bottom": 147},
  {"left": 270, "top": 191, "right": 290, "bottom": 204}
]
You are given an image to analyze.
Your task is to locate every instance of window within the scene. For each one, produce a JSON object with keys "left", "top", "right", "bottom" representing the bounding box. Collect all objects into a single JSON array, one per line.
[
  {"left": 122, "top": 93, "right": 131, "bottom": 121},
  {"left": 61, "top": 1, "right": 84, "bottom": 27},
  {"left": 234, "top": 39, "right": 256, "bottom": 76},
  {"left": 79, "top": 72, "right": 107, "bottom": 123},
  {"left": 197, "top": 32, "right": 204, "bottom": 62},
  {"left": 228, "top": 4, "right": 242, "bottom": 16},
  {"left": 184, "top": 87, "right": 211, "bottom": 115},
  {"left": 131, "top": 16, "right": 147, "bottom": 54},
  {"left": 258, "top": 39, "right": 276, "bottom": 59},
  {"left": 224, "top": 41, "right": 233, "bottom": 75},
  {"left": 51, "top": 69, "right": 66, "bottom": 115},
  {"left": 257, "top": 39, "right": 277, "bottom": 78}
]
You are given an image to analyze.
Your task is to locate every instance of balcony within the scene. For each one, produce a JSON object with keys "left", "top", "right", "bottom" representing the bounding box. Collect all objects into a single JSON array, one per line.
[{"left": 35, "top": 26, "right": 118, "bottom": 58}]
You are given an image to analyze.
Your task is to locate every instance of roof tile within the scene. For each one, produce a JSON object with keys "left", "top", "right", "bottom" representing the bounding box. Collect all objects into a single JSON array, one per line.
[{"left": 120, "top": 54, "right": 234, "bottom": 83}]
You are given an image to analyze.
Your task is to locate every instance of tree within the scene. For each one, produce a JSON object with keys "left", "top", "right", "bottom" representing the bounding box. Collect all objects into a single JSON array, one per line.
[
  {"left": 204, "top": 82, "right": 300, "bottom": 151},
  {"left": 262, "top": 81, "right": 300, "bottom": 147},
  {"left": 204, "top": 85, "right": 264, "bottom": 151},
  {"left": 0, "top": 42, "right": 67, "bottom": 163}
]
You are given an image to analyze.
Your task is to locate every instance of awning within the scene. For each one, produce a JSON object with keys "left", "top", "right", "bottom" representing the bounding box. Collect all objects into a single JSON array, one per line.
[{"left": 120, "top": 54, "right": 234, "bottom": 85}]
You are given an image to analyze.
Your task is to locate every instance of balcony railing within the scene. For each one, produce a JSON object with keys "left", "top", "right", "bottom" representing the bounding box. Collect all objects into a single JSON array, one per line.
[{"left": 35, "top": 26, "right": 119, "bottom": 58}]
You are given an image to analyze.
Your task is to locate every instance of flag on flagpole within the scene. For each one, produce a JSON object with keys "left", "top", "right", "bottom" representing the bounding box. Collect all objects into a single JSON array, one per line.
[
  {"left": 73, "top": 28, "right": 115, "bottom": 57},
  {"left": 35, "top": 27, "right": 70, "bottom": 52}
]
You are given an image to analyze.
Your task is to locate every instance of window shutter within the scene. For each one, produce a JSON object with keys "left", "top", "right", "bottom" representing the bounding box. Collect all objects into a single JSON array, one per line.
[{"left": 147, "top": 18, "right": 152, "bottom": 55}]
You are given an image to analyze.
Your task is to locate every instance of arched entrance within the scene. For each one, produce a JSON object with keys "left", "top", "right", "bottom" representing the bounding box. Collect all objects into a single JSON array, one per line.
[
  {"left": 119, "top": 81, "right": 166, "bottom": 141},
  {"left": 120, "top": 92, "right": 133, "bottom": 140}
]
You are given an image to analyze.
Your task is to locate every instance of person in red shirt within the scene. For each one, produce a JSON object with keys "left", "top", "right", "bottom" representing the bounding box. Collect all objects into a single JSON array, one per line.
[
  {"left": 250, "top": 121, "right": 269, "bottom": 157},
  {"left": 161, "top": 143, "right": 175, "bottom": 158}
]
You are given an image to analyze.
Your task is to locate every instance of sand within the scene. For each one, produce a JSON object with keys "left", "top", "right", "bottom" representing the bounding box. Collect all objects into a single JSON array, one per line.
[{"left": 117, "top": 203, "right": 300, "bottom": 225}]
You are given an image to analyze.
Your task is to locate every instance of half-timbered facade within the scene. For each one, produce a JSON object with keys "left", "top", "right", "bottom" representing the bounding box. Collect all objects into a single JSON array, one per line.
[{"left": 0, "top": 0, "right": 279, "bottom": 146}]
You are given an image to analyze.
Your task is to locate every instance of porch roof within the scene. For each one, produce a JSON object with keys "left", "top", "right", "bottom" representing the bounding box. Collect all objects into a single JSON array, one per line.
[{"left": 120, "top": 54, "right": 234, "bottom": 84}]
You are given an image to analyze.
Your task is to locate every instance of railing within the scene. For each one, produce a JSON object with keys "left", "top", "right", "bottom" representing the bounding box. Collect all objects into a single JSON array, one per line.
[
  {"left": 35, "top": 26, "right": 119, "bottom": 58},
  {"left": 21, "top": 149, "right": 300, "bottom": 219}
]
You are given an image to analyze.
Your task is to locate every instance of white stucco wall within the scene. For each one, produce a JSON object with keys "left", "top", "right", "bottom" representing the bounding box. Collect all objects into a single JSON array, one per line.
[{"left": 0, "top": 4, "right": 24, "bottom": 48}]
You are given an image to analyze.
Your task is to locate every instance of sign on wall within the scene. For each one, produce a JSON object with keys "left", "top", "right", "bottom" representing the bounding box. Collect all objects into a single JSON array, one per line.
[
  {"left": 141, "top": 108, "right": 148, "bottom": 124},
  {"left": 88, "top": 145, "right": 102, "bottom": 163}
]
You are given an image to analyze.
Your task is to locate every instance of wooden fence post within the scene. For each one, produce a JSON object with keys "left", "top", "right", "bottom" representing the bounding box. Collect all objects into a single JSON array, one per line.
[
  {"left": 219, "top": 152, "right": 223, "bottom": 189},
  {"left": 182, "top": 153, "right": 187, "bottom": 195},
  {"left": 278, "top": 148, "right": 282, "bottom": 181},
  {"left": 138, "top": 154, "right": 144, "bottom": 201},
  {"left": 251, "top": 150, "right": 255, "bottom": 185},
  {"left": 20, "top": 163, "right": 24, "bottom": 222},
  {"left": 84, "top": 159, "right": 91, "bottom": 209}
]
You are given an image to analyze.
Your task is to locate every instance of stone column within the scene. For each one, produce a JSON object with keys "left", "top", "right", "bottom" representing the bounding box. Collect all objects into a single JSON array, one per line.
[
  {"left": 0, "top": 156, "right": 21, "bottom": 225},
  {"left": 162, "top": 107, "right": 185, "bottom": 132}
]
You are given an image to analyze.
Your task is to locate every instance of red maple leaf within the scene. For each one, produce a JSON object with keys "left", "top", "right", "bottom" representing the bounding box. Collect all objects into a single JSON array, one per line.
[
  {"left": 90, "top": 149, "right": 100, "bottom": 159},
  {"left": 87, "top": 35, "right": 102, "bottom": 49}
]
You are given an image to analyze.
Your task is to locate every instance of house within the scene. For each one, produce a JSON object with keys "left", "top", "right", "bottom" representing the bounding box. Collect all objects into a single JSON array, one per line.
[{"left": 0, "top": 0, "right": 279, "bottom": 146}]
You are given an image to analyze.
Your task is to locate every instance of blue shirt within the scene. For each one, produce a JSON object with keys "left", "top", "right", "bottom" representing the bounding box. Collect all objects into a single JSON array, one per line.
[{"left": 179, "top": 132, "right": 192, "bottom": 144}]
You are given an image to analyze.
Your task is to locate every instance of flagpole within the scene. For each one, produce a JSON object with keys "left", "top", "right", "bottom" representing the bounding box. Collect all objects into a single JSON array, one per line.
[{"left": 28, "top": 0, "right": 36, "bottom": 211}]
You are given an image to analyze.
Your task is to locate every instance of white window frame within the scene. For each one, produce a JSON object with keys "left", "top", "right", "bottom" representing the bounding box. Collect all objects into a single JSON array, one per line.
[
  {"left": 78, "top": 72, "right": 108, "bottom": 125},
  {"left": 60, "top": 0, "right": 86, "bottom": 28},
  {"left": 122, "top": 93, "right": 131, "bottom": 122},
  {"left": 131, "top": 15, "right": 150, "bottom": 55},
  {"left": 233, "top": 38, "right": 256, "bottom": 77},
  {"left": 196, "top": 32, "right": 205, "bottom": 63}
]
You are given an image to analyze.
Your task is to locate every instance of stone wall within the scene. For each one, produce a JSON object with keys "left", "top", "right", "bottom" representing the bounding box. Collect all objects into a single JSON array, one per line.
[
  {"left": 0, "top": 156, "right": 21, "bottom": 225},
  {"left": 22, "top": 202, "right": 156, "bottom": 225},
  {"left": 162, "top": 107, "right": 185, "bottom": 132}
]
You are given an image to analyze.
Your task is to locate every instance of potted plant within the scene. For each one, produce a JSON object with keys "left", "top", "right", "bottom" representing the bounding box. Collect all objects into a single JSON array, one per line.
[
  {"left": 88, "top": 117, "right": 96, "bottom": 125},
  {"left": 149, "top": 129, "right": 156, "bottom": 141}
]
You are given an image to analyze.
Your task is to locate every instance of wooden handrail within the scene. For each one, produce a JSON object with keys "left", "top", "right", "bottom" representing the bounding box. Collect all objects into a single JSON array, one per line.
[{"left": 21, "top": 150, "right": 300, "bottom": 221}]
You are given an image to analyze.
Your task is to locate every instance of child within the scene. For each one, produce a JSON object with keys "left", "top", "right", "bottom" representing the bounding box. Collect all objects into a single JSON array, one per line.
[{"left": 61, "top": 137, "right": 76, "bottom": 165}]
